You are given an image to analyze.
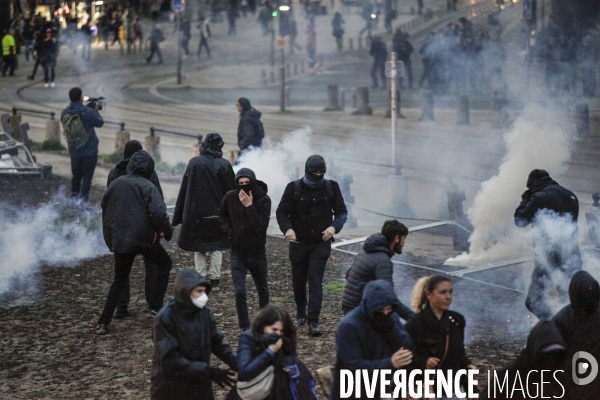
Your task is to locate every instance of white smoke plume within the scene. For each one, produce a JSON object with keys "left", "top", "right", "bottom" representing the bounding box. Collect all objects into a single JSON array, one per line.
[
  {"left": 0, "top": 190, "right": 109, "bottom": 298},
  {"left": 453, "top": 103, "right": 574, "bottom": 261}
]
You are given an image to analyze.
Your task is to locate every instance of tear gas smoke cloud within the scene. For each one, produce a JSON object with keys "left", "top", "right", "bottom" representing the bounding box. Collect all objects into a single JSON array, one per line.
[{"left": 0, "top": 190, "right": 109, "bottom": 299}]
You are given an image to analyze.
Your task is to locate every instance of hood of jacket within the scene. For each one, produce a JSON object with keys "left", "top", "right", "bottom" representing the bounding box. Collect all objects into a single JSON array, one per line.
[
  {"left": 64, "top": 102, "right": 88, "bottom": 114},
  {"left": 569, "top": 270, "right": 600, "bottom": 314},
  {"left": 527, "top": 169, "right": 558, "bottom": 192},
  {"left": 200, "top": 133, "right": 224, "bottom": 157},
  {"left": 361, "top": 280, "right": 400, "bottom": 316},
  {"left": 363, "top": 233, "right": 394, "bottom": 257},
  {"left": 242, "top": 108, "right": 262, "bottom": 120},
  {"left": 173, "top": 268, "right": 212, "bottom": 308},
  {"left": 115, "top": 157, "right": 130, "bottom": 173},
  {"left": 126, "top": 150, "right": 154, "bottom": 179},
  {"left": 235, "top": 167, "right": 268, "bottom": 197}
]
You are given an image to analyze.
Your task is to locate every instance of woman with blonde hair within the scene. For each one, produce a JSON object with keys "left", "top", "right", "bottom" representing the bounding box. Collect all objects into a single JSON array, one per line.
[{"left": 405, "top": 275, "right": 476, "bottom": 399}]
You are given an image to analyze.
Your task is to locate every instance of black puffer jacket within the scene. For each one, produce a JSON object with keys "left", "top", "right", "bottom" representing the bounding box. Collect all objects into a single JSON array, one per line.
[
  {"left": 552, "top": 271, "right": 600, "bottom": 398},
  {"left": 172, "top": 136, "right": 236, "bottom": 252},
  {"left": 219, "top": 168, "right": 271, "bottom": 255},
  {"left": 405, "top": 303, "right": 472, "bottom": 373},
  {"left": 342, "top": 233, "right": 415, "bottom": 320},
  {"left": 102, "top": 151, "right": 173, "bottom": 253},
  {"left": 237, "top": 108, "right": 263, "bottom": 150},
  {"left": 151, "top": 268, "right": 238, "bottom": 400},
  {"left": 107, "top": 157, "right": 164, "bottom": 199}
]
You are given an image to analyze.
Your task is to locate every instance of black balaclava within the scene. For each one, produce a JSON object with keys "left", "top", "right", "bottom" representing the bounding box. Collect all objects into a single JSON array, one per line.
[
  {"left": 238, "top": 97, "right": 252, "bottom": 113},
  {"left": 303, "top": 155, "right": 326, "bottom": 189},
  {"left": 123, "top": 139, "right": 143, "bottom": 159},
  {"left": 200, "top": 133, "right": 225, "bottom": 157},
  {"left": 235, "top": 167, "right": 257, "bottom": 196}
]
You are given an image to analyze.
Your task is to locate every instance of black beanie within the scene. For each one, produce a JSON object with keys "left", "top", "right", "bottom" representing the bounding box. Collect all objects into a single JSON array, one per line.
[
  {"left": 124, "top": 140, "right": 143, "bottom": 159},
  {"left": 238, "top": 97, "right": 252, "bottom": 112}
]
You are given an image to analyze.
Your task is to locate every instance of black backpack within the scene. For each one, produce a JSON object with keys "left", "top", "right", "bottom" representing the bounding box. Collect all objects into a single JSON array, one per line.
[{"left": 271, "top": 354, "right": 319, "bottom": 400}]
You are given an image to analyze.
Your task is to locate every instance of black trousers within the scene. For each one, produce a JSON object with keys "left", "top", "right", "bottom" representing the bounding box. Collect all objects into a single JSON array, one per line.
[
  {"left": 289, "top": 241, "right": 331, "bottom": 324},
  {"left": 99, "top": 243, "right": 172, "bottom": 325},
  {"left": 2, "top": 55, "right": 16, "bottom": 76},
  {"left": 70, "top": 154, "right": 97, "bottom": 202},
  {"left": 116, "top": 256, "right": 159, "bottom": 312},
  {"left": 197, "top": 37, "right": 211, "bottom": 58},
  {"left": 371, "top": 61, "right": 386, "bottom": 88},
  {"left": 147, "top": 44, "right": 162, "bottom": 63},
  {"left": 231, "top": 249, "right": 270, "bottom": 329},
  {"left": 42, "top": 59, "right": 55, "bottom": 83}
]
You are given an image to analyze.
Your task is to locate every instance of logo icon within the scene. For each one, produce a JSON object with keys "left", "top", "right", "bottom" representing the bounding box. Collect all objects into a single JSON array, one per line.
[{"left": 572, "top": 351, "right": 598, "bottom": 386}]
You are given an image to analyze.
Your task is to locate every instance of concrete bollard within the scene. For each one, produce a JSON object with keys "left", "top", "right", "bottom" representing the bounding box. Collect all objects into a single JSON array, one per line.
[
  {"left": 358, "top": 36, "right": 363, "bottom": 50},
  {"left": 293, "top": 62, "right": 298, "bottom": 75},
  {"left": 348, "top": 38, "right": 353, "bottom": 50},
  {"left": 114, "top": 130, "right": 130, "bottom": 155},
  {"left": 354, "top": 86, "right": 371, "bottom": 115},
  {"left": 145, "top": 134, "right": 161, "bottom": 160},
  {"left": 270, "top": 69, "right": 276, "bottom": 84},
  {"left": 45, "top": 119, "right": 61, "bottom": 144},
  {"left": 284, "top": 86, "right": 290, "bottom": 108},
  {"left": 419, "top": 90, "right": 435, "bottom": 121},
  {"left": 447, "top": 190, "right": 471, "bottom": 251},
  {"left": 327, "top": 85, "right": 339, "bottom": 110},
  {"left": 576, "top": 103, "right": 590, "bottom": 137},
  {"left": 456, "top": 95, "right": 469, "bottom": 124},
  {"left": 261, "top": 69, "right": 268, "bottom": 86},
  {"left": 20, "top": 122, "right": 32, "bottom": 151},
  {"left": 225, "top": 149, "right": 240, "bottom": 165},
  {"left": 9, "top": 114, "right": 23, "bottom": 141}
]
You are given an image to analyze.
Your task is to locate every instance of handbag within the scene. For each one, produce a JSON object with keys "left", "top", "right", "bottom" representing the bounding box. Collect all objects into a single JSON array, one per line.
[{"left": 237, "top": 365, "right": 274, "bottom": 400}]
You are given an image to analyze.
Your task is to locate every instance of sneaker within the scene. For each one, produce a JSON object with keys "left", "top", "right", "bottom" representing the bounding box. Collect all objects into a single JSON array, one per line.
[
  {"left": 113, "top": 308, "right": 130, "bottom": 319},
  {"left": 44, "top": 83, "right": 49, "bottom": 88},
  {"left": 95, "top": 323, "right": 108, "bottom": 335},
  {"left": 50, "top": 82, "right": 55, "bottom": 88},
  {"left": 146, "top": 309, "right": 159, "bottom": 319},
  {"left": 210, "top": 279, "right": 220, "bottom": 291},
  {"left": 296, "top": 317, "right": 307, "bottom": 326},
  {"left": 308, "top": 323, "right": 322, "bottom": 337}
]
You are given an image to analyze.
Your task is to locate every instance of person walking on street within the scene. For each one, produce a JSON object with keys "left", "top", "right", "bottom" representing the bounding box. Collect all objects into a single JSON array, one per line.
[
  {"left": 180, "top": 16, "right": 191, "bottom": 57},
  {"left": 151, "top": 268, "right": 238, "bottom": 400},
  {"left": 173, "top": 133, "right": 236, "bottom": 290},
  {"left": 96, "top": 150, "right": 174, "bottom": 335},
  {"left": 147, "top": 23, "right": 164, "bottom": 63},
  {"left": 227, "top": 0, "right": 238, "bottom": 36},
  {"left": 132, "top": 16, "right": 143, "bottom": 54},
  {"left": 107, "top": 140, "right": 164, "bottom": 319},
  {"left": 197, "top": 16, "right": 211, "bottom": 59},
  {"left": 276, "top": 155, "right": 347, "bottom": 336},
  {"left": 236, "top": 97, "right": 264, "bottom": 156},
  {"left": 342, "top": 220, "right": 415, "bottom": 320},
  {"left": 393, "top": 29, "right": 414, "bottom": 89},
  {"left": 80, "top": 19, "right": 92, "bottom": 61},
  {"left": 306, "top": 24, "right": 317, "bottom": 68},
  {"left": 2, "top": 29, "right": 17, "bottom": 77},
  {"left": 38, "top": 28, "right": 57, "bottom": 87},
  {"left": 219, "top": 168, "right": 271, "bottom": 333},
  {"left": 27, "top": 31, "right": 42, "bottom": 80},
  {"left": 60, "top": 87, "right": 104, "bottom": 203},
  {"left": 330, "top": 280, "right": 414, "bottom": 400},
  {"left": 514, "top": 169, "right": 582, "bottom": 321},
  {"left": 331, "top": 12, "right": 344, "bottom": 52},
  {"left": 370, "top": 34, "right": 387, "bottom": 89}
]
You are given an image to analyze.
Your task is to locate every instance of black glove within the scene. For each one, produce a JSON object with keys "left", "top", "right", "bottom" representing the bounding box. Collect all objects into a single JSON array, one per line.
[
  {"left": 207, "top": 367, "right": 236, "bottom": 388},
  {"left": 163, "top": 227, "right": 173, "bottom": 242}
]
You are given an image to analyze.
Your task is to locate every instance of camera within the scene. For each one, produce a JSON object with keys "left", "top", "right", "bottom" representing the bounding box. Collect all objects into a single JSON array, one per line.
[{"left": 83, "top": 95, "right": 106, "bottom": 111}]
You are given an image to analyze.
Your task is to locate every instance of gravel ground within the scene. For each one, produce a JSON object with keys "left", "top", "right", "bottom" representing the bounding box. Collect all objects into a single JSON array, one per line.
[{"left": 0, "top": 176, "right": 532, "bottom": 399}]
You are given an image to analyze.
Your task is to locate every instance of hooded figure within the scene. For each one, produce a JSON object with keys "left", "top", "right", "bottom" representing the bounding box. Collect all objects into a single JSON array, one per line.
[
  {"left": 480, "top": 321, "right": 567, "bottom": 400},
  {"left": 151, "top": 268, "right": 238, "bottom": 400},
  {"left": 276, "top": 155, "right": 347, "bottom": 336},
  {"left": 331, "top": 280, "right": 414, "bottom": 400},
  {"left": 236, "top": 97, "right": 264, "bottom": 151},
  {"left": 552, "top": 271, "right": 600, "bottom": 398},
  {"left": 514, "top": 169, "right": 582, "bottom": 321},
  {"left": 98, "top": 150, "right": 173, "bottom": 333},
  {"left": 173, "top": 133, "right": 235, "bottom": 288},
  {"left": 219, "top": 168, "right": 271, "bottom": 331},
  {"left": 107, "top": 140, "right": 163, "bottom": 198}
]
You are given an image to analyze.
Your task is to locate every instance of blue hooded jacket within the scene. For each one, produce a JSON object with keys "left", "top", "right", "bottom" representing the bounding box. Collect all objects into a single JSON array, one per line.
[
  {"left": 60, "top": 102, "right": 104, "bottom": 158},
  {"left": 331, "top": 280, "right": 414, "bottom": 400}
]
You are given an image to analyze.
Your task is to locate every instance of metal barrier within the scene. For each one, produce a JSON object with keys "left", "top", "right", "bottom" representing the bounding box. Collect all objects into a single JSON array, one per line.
[
  {"left": 12, "top": 107, "right": 55, "bottom": 120},
  {"left": 149, "top": 126, "right": 203, "bottom": 143},
  {"left": 104, "top": 120, "right": 126, "bottom": 131}
]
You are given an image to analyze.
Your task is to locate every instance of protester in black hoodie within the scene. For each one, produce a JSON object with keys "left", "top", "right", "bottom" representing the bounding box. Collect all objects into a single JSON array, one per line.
[
  {"left": 342, "top": 219, "right": 415, "bottom": 320},
  {"left": 552, "top": 271, "right": 600, "bottom": 398},
  {"left": 97, "top": 150, "right": 173, "bottom": 334},
  {"left": 236, "top": 97, "right": 264, "bottom": 153},
  {"left": 105, "top": 140, "right": 164, "bottom": 319},
  {"left": 219, "top": 168, "right": 271, "bottom": 332},
  {"left": 514, "top": 169, "right": 582, "bottom": 321},
  {"left": 151, "top": 268, "right": 237, "bottom": 400}
]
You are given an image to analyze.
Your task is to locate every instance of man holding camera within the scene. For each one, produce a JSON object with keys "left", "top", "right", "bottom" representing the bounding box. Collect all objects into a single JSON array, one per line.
[{"left": 61, "top": 87, "right": 104, "bottom": 204}]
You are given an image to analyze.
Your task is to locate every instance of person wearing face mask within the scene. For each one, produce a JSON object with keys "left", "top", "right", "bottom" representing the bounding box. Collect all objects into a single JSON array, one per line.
[
  {"left": 342, "top": 219, "right": 415, "bottom": 320},
  {"left": 151, "top": 268, "right": 238, "bottom": 400},
  {"left": 331, "top": 280, "right": 414, "bottom": 400},
  {"left": 552, "top": 271, "right": 600, "bottom": 398},
  {"left": 276, "top": 155, "right": 348, "bottom": 337},
  {"left": 405, "top": 275, "right": 476, "bottom": 399},
  {"left": 219, "top": 168, "right": 271, "bottom": 333}
]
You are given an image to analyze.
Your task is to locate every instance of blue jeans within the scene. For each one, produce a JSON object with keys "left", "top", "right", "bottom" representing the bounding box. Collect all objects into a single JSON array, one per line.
[{"left": 231, "top": 250, "right": 270, "bottom": 329}]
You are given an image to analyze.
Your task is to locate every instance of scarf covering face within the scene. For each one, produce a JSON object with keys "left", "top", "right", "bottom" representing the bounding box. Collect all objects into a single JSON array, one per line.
[
  {"left": 200, "top": 133, "right": 224, "bottom": 157},
  {"left": 302, "top": 154, "right": 327, "bottom": 190}
]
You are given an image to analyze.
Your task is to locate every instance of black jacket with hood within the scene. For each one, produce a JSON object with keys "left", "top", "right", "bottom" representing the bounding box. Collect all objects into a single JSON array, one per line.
[
  {"left": 552, "top": 271, "right": 600, "bottom": 398},
  {"left": 342, "top": 233, "right": 415, "bottom": 320},
  {"left": 219, "top": 168, "right": 271, "bottom": 255},
  {"left": 331, "top": 280, "right": 414, "bottom": 400},
  {"left": 151, "top": 268, "right": 238, "bottom": 400},
  {"left": 237, "top": 107, "right": 263, "bottom": 150},
  {"left": 172, "top": 133, "right": 236, "bottom": 252},
  {"left": 107, "top": 157, "right": 164, "bottom": 199},
  {"left": 102, "top": 151, "right": 173, "bottom": 253}
]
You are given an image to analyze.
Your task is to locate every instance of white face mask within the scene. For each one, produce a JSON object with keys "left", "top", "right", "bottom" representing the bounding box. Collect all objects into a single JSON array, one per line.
[{"left": 191, "top": 292, "right": 208, "bottom": 309}]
